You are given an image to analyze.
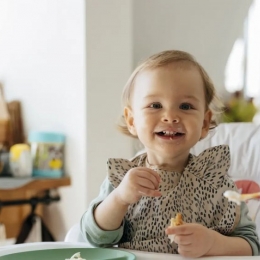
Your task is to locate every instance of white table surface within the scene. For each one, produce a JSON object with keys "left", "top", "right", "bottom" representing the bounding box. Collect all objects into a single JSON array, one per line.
[{"left": 0, "top": 242, "right": 259, "bottom": 259}]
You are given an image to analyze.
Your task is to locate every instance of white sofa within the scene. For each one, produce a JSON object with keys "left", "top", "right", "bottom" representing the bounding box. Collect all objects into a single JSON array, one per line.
[{"left": 65, "top": 123, "right": 260, "bottom": 242}]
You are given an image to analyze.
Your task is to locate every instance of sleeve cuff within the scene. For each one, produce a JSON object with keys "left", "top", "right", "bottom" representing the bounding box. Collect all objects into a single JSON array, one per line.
[{"left": 81, "top": 201, "right": 124, "bottom": 246}]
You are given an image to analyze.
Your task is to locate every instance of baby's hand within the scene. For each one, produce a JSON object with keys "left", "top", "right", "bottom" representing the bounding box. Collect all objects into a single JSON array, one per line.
[
  {"left": 165, "top": 223, "right": 215, "bottom": 258},
  {"left": 115, "top": 167, "right": 161, "bottom": 205}
]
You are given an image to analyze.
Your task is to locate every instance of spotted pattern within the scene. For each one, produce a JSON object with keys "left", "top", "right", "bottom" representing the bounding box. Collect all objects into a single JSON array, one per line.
[{"left": 107, "top": 145, "right": 240, "bottom": 254}]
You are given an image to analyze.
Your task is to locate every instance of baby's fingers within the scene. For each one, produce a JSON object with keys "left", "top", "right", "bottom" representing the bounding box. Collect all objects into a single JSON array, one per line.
[
  {"left": 139, "top": 187, "right": 161, "bottom": 197},
  {"left": 137, "top": 176, "right": 160, "bottom": 190},
  {"left": 137, "top": 167, "right": 161, "bottom": 188},
  {"left": 165, "top": 224, "right": 189, "bottom": 235}
]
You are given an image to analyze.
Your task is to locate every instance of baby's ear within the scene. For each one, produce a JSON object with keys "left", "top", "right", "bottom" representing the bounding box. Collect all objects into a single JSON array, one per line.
[
  {"left": 201, "top": 110, "right": 212, "bottom": 139},
  {"left": 124, "top": 107, "right": 137, "bottom": 136}
]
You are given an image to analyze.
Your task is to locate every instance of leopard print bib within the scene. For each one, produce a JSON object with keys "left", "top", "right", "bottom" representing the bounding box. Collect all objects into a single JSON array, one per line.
[{"left": 107, "top": 145, "right": 240, "bottom": 254}]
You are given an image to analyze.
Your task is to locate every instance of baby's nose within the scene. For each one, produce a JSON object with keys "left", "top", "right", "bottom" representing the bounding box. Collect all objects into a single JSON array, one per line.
[{"left": 162, "top": 112, "right": 180, "bottom": 123}]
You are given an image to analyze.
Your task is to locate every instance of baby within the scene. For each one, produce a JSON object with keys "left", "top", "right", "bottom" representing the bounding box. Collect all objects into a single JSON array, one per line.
[{"left": 81, "top": 50, "right": 260, "bottom": 257}]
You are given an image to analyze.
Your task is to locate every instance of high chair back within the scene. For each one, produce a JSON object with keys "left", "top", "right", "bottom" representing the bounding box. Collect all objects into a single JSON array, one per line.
[{"left": 191, "top": 122, "right": 260, "bottom": 236}]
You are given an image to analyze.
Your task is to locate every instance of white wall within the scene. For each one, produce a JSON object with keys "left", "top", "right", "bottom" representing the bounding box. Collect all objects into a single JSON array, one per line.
[
  {"left": 85, "top": 0, "right": 133, "bottom": 203},
  {"left": 133, "top": 0, "right": 252, "bottom": 99},
  {"left": 0, "top": 0, "right": 87, "bottom": 240}
]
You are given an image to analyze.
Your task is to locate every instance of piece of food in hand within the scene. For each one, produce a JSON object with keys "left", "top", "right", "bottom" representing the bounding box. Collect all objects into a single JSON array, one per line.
[
  {"left": 168, "top": 213, "right": 183, "bottom": 243},
  {"left": 66, "top": 252, "right": 86, "bottom": 260},
  {"left": 171, "top": 213, "right": 183, "bottom": 227}
]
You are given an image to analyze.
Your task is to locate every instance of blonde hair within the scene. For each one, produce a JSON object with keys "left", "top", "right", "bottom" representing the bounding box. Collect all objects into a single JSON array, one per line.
[{"left": 117, "top": 50, "right": 223, "bottom": 138}]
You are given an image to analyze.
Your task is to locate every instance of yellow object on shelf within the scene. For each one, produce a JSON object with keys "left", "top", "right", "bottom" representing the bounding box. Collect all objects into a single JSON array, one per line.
[{"left": 9, "top": 143, "right": 32, "bottom": 177}]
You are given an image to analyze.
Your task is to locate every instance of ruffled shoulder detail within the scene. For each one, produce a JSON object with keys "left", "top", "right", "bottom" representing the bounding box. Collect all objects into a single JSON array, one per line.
[
  {"left": 185, "top": 145, "right": 230, "bottom": 188},
  {"left": 107, "top": 153, "right": 146, "bottom": 188}
]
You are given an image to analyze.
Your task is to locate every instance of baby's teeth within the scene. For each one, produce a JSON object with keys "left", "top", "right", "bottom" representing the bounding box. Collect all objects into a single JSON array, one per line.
[
  {"left": 162, "top": 131, "right": 177, "bottom": 135},
  {"left": 162, "top": 131, "right": 177, "bottom": 136}
]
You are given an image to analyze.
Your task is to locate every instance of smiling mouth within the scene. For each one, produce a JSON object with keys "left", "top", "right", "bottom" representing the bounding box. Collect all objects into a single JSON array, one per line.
[{"left": 155, "top": 131, "right": 185, "bottom": 137}]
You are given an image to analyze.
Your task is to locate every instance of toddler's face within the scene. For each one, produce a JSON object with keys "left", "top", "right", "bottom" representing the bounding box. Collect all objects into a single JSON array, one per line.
[{"left": 124, "top": 63, "right": 211, "bottom": 162}]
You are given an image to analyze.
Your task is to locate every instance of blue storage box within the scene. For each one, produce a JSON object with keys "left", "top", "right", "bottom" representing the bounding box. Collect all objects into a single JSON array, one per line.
[{"left": 28, "top": 132, "right": 65, "bottom": 178}]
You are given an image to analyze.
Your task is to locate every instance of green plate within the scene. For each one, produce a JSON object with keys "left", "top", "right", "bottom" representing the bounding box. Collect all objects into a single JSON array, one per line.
[{"left": 0, "top": 247, "right": 136, "bottom": 260}]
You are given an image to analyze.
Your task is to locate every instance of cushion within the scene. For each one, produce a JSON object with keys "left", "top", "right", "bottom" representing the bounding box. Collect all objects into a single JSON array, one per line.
[{"left": 235, "top": 180, "right": 260, "bottom": 220}]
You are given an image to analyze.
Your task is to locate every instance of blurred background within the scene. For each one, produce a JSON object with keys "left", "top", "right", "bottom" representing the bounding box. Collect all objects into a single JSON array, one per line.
[{"left": 0, "top": 0, "right": 259, "bottom": 242}]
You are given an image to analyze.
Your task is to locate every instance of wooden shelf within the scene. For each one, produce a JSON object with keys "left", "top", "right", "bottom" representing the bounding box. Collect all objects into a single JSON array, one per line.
[
  {"left": 0, "top": 177, "right": 71, "bottom": 193},
  {"left": 0, "top": 177, "right": 71, "bottom": 239}
]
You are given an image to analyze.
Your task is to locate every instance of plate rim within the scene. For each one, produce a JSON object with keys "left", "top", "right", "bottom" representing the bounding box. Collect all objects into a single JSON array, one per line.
[{"left": 0, "top": 247, "right": 136, "bottom": 259}]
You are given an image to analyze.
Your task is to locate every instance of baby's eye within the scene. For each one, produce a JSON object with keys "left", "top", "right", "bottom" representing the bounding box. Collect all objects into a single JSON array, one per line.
[
  {"left": 179, "top": 103, "right": 193, "bottom": 110},
  {"left": 149, "top": 102, "right": 162, "bottom": 109}
]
